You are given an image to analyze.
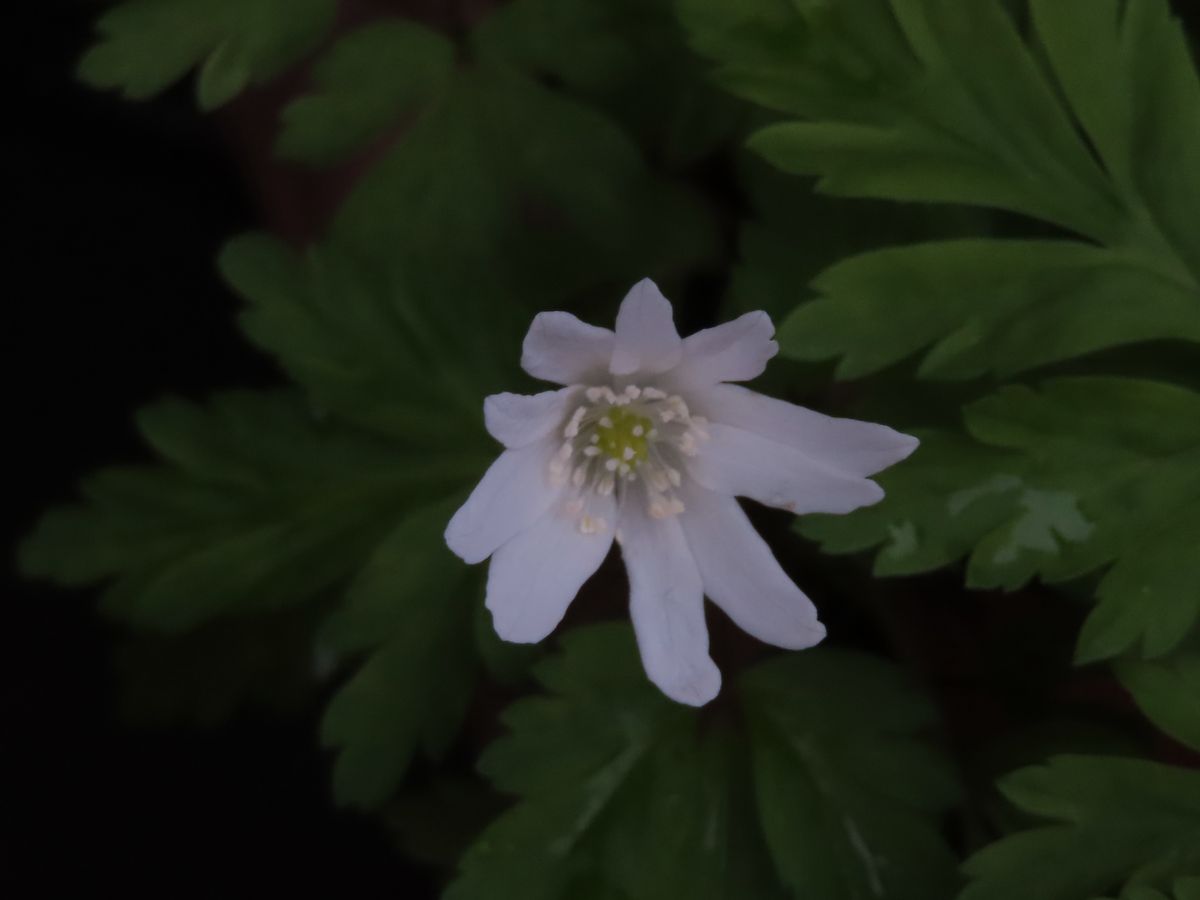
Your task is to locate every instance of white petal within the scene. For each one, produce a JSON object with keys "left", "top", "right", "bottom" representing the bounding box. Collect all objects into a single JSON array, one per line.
[
  {"left": 522, "top": 311, "right": 614, "bottom": 385},
  {"left": 484, "top": 388, "right": 575, "bottom": 449},
  {"left": 688, "top": 422, "right": 885, "bottom": 514},
  {"left": 680, "top": 485, "right": 825, "bottom": 650},
  {"left": 668, "top": 311, "right": 778, "bottom": 388},
  {"left": 444, "top": 440, "right": 559, "bottom": 564},
  {"left": 609, "top": 279, "right": 683, "bottom": 377},
  {"left": 618, "top": 505, "right": 720, "bottom": 706},
  {"left": 698, "top": 384, "right": 919, "bottom": 477},
  {"left": 486, "top": 496, "right": 615, "bottom": 643}
]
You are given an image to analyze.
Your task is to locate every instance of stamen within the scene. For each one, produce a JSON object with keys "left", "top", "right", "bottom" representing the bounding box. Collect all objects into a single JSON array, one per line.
[
  {"left": 563, "top": 406, "right": 587, "bottom": 438},
  {"left": 553, "top": 382, "right": 695, "bottom": 521}
]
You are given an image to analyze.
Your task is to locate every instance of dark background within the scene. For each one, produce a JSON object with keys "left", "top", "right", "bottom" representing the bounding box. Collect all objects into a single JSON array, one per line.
[{"left": 5, "top": 2, "right": 431, "bottom": 895}]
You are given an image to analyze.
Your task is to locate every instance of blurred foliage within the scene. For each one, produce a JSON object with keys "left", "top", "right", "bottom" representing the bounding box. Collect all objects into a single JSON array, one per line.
[
  {"left": 78, "top": 0, "right": 336, "bottom": 109},
  {"left": 1097, "top": 879, "right": 1200, "bottom": 900},
  {"left": 472, "top": 0, "right": 744, "bottom": 166},
  {"left": 1117, "top": 655, "right": 1200, "bottom": 752},
  {"left": 21, "top": 0, "right": 1200, "bottom": 896},
  {"left": 276, "top": 20, "right": 457, "bottom": 166}
]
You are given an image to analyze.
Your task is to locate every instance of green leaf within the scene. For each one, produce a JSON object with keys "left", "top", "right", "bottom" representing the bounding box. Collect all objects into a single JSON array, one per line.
[
  {"left": 276, "top": 20, "right": 456, "bottom": 165},
  {"left": 473, "top": 0, "right": 743, "bottom": 164},
  {"left": 447, "top": 625, "right": 959, "bottom": 899},
  {"left": 961, "top": 756, "right": 1200, "bottom": 900},
  {"left": 726, "top": 152, "right": 990, "bottom": 329},
  {"left": 330, "top": 65, "right": 719, "bottom": 309},
  {"left": 682, "top": 0, "right": 1200, "bottom": 377},
  {"left": 689, "top": 0, "right": 1119, "bottom": 237},
  {"left": 1031, "top": 0, "right": 1200, "bottom": 273},
  {"left": 19, "top": 391, "right": 455, "bottom": 632},
  {"left": 800, "top": 378, "right": 1200, "bottom": 662},
  {"left": 446, "top": 625, "right": 682, "bottom": 900},
  {"left": 799, "top": 429, "right": 1023, "bottom": 577},
  {"left": 1117, "top": 655, "right": 1200, "bottom": 753},
  {"left": 318, "top": 498, "right": 477, "bottom": 809},
  {"left": 779, "top": 240, "right": 1200, "bottom": 380},
  {"left": 219, "top": 234, "right": 502, "bottom": 448},
  {"left": 742, "top": 652, "right": 962, "bottom": 900},
  {"left": 77, "top": 0, "right": 336, "bottom": 109}
]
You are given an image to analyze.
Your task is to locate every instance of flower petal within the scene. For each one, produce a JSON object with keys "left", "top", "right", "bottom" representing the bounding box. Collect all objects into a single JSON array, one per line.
[
  {"left": 484, "top": 388, "right": 575, "bottom": 449},
  {"left": 486, "top": 496, "right": 615, "bottom": 643},
  {"left": 680, "top": 485, "right": 825, "bottom": 650},
  {"left": 668, "top": 311, "right": 778, "bottom": 388},
  {"left": 522, "top": 311, "right": 614, "bottom": 385},
  {"left": 688, "top": 422, "right": 885, "bottom": 514},
  {"left": 618, "top": 505, "right": 720, "bottom": 706},
  {"left": 698, "top": 384, "right": 919, "bottom": 477},
  {"left": 609, "top": 279, "right": 683, "bottom": 377},
  {"left": 444, "top": 440, "right": 559, "bottom": 564}
]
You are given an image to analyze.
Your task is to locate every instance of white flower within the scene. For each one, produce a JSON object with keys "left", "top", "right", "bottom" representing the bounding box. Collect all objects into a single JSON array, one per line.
[{"left": 445, "top": 279, "right": 918, "bottom": 706}]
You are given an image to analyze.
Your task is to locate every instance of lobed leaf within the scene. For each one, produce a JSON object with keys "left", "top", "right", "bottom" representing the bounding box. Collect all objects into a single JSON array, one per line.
[
  {"left": 18, "top": 391, "right": 452, "bottom": 632},
  {"left": 276, "top": 20, "right": 456, "bottom": 165},
  {"left": 800, "top": 378, "right": 1200, "bottom": 662},
  {"left": 220, "top": 234, "right": 501, "bottom": 448},
  {"left": 961, "top": 756, "right": 1200, "bottom": 900},
  {"left": 447, "top": 625, "right": 959, "bottom": 899},
  {"left": 77, "top": 0, "right": 336, "bottom": 109},
  {"left": 679, "top": 0, "right": 1200, "bottom": 376}
]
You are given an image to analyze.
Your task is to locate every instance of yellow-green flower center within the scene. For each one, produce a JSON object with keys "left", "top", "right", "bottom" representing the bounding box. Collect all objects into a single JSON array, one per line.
[{"left": 596, "top": 408, "right": 652, "bottom": 465}]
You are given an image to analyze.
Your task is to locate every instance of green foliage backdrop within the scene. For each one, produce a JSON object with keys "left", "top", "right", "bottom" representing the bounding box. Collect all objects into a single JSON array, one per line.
[{"left": 22, "top": 0, "right": 1200, "bottom": 896}]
